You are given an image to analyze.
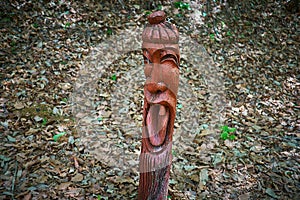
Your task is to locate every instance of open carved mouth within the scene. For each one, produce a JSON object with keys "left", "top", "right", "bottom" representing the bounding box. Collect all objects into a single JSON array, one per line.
[{"left": 146, "top": 104, "right": 170, "bottom": 148}]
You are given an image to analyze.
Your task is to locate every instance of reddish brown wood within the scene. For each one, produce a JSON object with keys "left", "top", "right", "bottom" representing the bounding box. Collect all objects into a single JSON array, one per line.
[{"left": 138, "top": 11, "right": 180, "bottom": 200}]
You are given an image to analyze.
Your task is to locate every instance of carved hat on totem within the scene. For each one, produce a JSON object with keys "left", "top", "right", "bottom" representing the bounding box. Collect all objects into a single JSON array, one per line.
[{"left": 142, "top": 11, "right": 179, "bottom": 44}]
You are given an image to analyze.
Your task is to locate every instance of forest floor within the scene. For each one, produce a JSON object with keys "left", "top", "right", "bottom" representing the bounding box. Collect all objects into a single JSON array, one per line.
[{"left": 0, "top": 0, "right": 299, "bottom": 199}]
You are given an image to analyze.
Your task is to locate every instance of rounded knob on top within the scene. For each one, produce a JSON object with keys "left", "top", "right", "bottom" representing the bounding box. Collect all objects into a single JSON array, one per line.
[{"left": 148, "top": 11, "right": 166, "bottom": 25}]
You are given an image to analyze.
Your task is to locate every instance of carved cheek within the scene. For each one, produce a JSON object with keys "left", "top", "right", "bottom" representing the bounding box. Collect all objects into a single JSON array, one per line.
[
  {"left": 169, "top": 68, "right": 179, "bottom": 95},
  {"left": 144, "top": 64, "right": 152, "bottom": 78},
  {"left": 161, "top": 62, "right": 179, "bottom": 95}
]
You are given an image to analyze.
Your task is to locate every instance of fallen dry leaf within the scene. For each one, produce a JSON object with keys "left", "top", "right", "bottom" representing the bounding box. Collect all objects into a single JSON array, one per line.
[
  {"left": 57, "top": 182, "right": 72, "bottom": 190},
  {"left": 71, "top": 173, "right": 84, "bottom": 182}
]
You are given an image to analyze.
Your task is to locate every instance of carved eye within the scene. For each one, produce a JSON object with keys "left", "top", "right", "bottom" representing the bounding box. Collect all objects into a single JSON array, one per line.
[
  {"left": 161, "top": 54, "right": 178, "bottom": 66},
  {"left": 144, "top": 56, "right": 152, "bottom": 64},
  {"left": 143, "top": 49, "right": 152, "bottom": 65}
]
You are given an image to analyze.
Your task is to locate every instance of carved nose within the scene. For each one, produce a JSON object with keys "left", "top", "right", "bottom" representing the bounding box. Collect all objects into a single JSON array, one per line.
[{"left": 146, "top": 82, "right": 167, "bottom": 94}]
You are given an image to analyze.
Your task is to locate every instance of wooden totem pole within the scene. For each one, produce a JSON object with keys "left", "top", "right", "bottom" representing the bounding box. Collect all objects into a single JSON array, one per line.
[{"left": 138, "top": 11, "right": 180, "bottom": 200}]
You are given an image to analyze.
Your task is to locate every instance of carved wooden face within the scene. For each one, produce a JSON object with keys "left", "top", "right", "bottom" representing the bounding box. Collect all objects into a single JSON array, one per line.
[{"left": 142, "top": 46, "right": 180, "bottom": 152}]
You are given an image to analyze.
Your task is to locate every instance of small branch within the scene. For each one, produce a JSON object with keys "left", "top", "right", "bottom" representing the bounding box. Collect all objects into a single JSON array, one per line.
[{"left": 11, "top": 160, "right": 18, "bottom": 200}]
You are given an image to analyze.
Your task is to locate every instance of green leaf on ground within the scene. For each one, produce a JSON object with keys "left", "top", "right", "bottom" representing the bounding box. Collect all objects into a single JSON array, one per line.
[
  {"left": 174, "top": 1, "right": 191, "bottom": 10},
  {"left": 229, "top": 134, "right": 236, "bottom": 140},
  {"left": 106, "top": 28, "right": 112, "bottom": 35},
  {"left": 221, "top": 132, "right": 229, "bottom": 140},
  {"left": 53, "top": 132, "right": 66, "bottom": 142},
  {"left": 111, "top": 74, "right": 117, "bottom": 81},
  {"left": 42, "top": 118, "right": 47, "bottom": 125}
]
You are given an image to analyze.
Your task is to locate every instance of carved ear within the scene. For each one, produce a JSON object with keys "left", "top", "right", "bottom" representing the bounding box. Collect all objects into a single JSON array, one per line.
[{"left": 176, "top": 54, "right": 180, "bottom": 63}]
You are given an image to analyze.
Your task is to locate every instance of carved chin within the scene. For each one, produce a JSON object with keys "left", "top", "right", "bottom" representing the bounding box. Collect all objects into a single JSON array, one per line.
[{"left": 146, "top": 104, "right": 170, "bottom": 148}]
